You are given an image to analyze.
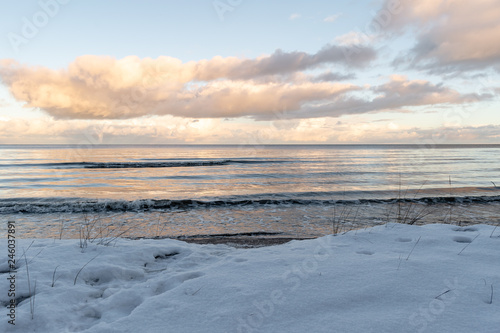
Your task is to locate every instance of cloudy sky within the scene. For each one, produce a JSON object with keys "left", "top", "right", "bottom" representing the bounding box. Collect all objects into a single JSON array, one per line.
[{"left": 0, "top": 0, "right": 499, "bottom": 144}]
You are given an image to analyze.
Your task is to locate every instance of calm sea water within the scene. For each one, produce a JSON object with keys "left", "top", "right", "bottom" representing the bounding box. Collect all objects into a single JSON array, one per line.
[{"left": 1, "top": 144, "right": 499, "bottom": 238}]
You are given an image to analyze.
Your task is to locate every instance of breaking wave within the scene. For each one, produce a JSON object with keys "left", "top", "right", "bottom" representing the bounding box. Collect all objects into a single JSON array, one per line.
[
  {"left": 0, "top": 159, "right": 290, "bottom": 169},
  {"left": 2, "top": 195, "right": 500, "bottom": 214}
]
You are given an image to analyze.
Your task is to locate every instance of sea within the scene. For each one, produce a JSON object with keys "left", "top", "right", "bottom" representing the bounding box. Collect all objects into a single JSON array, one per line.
[{"left": 1, "top": 144, "right": 499, "bottom": 239}]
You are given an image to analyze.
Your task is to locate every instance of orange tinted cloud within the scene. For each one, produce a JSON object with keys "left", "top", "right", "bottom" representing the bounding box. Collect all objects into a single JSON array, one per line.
[
  {"left": 0, "top": 57, "right": 358, "bottom": 119},
  {"left": 0, "top": 46, "right": 370, "bottom": 120},
  {"left": 0, "top": 49, "right": 485, "bottom": 120},
  {"left": 379, "top": 0, "right": 500, "bottom": 73}
]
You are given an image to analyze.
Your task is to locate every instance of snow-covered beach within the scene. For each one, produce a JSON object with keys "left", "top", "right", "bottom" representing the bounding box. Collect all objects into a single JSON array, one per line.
[
  {"left": 1, "top": 223, "right": 499, "bottom": 332},
  {"left": 2, "top": 0, "right": 500, "bottom": 331}
]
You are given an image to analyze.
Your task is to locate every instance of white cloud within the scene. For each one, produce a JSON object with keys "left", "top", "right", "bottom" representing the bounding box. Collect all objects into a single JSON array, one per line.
[
  {"left": 324, "top": 14, "right": 340, "bottom": 22},
  {"left": 289, "top": 13, "right": 301, "bottom": 20},
  {"left": 1, "top": 115, "right": 498, "bottom": 144},
  {"left": 334, "top": 31, "right": 373, "bottom": 46}
]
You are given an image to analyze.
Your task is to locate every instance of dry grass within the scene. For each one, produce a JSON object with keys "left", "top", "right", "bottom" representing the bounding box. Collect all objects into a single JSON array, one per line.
[
  {"left": 383, "top": 180, "right": 435, "bottom": 225},
  {"left": 76, "top": 212, "right": 141, "bottom": 250},
  {"left": 73, "top": 253, "right": 100, "bottom": 285},
  {"left": 22, "top": 249, "right": 37, "bottom": 320},
  {"left": 330, "top": 204, "right": 359, "bottom": 236}
]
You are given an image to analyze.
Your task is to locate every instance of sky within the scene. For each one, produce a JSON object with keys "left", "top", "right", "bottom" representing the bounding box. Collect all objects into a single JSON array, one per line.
[{"left": 0, "top": 0, "right": 499, "bottom": 144}]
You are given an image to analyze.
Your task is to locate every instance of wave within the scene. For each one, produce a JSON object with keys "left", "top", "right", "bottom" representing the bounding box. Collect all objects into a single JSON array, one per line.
[
  {"left": 0, "top": 159, "right": 290, "bottom": 169},
  {"left": 1, "top": 195, "right": 500, "bottom": 214}
]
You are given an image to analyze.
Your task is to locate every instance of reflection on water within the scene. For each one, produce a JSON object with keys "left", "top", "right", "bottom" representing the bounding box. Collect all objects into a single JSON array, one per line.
[{"left": 1, "top": 144, "right": 500, "bottom": 201}]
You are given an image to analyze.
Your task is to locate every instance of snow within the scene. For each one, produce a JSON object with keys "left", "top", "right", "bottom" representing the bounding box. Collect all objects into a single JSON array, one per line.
[{"left": 1, "top": 223, "right": 499, "bottom": 332}]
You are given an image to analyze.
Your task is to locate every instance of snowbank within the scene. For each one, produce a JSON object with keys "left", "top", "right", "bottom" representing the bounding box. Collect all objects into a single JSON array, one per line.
[{"left": 1, "top": 223, "right": 499, "bottom": 332}]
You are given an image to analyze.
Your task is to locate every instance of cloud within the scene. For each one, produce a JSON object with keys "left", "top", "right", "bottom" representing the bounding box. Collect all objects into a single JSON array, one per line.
[
  {"left": 222, "top": 44, "right": 377, "bottom": 79},
  {"left": 312, "top": 71, "right": 356, "bottom": 82},
  {"left": 253, "top": 75, "right": 488, "bottom": 120},
  {"left": 0, "top": 54, "right": 485, "bottom": 121},
  {"left": 0, "top": 61, "right": 358, "bottom": 119},
  {"left": 1, "top": 115, "right": 498, "bottom": 145},
  {"left": 2, "top": 44, "right": 377, "bottom": 85},
  {"left": 0, "top": 46, "right": 378, "bottom": 120},
  {"left": 409, "top": 124, "right": 500, "bottom": 142},
  {"left": 0, "top": 53, "right": 486, "bottom": 121},
  {"left": 324, "top": 14, "right": 340, "bottom": 22},
  {"left": 289, "top": 13, "right": 301, "bottom": 20},
  {"left": 334, "top": 31, "right": 375, "bottom": 46},
  {"left": 377, "top": 0, "right": 500, "bottom": 73}
]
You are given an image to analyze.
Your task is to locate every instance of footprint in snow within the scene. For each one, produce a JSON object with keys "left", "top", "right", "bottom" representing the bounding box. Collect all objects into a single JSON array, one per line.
[
  {"left": 356, "top": 250, "right": 374, "bottom": 255},
  {"left": 395, "top": 237, "right": 412, "bottom": 242},
  {"left": 153, "top": 271, "right": 204, "bottom": 295},
  {"left": 233, "top": 258, "right": 247, "bottom": 263},
  {"left": 453, "top": 236, "right": 472, "bottom": 243}
]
